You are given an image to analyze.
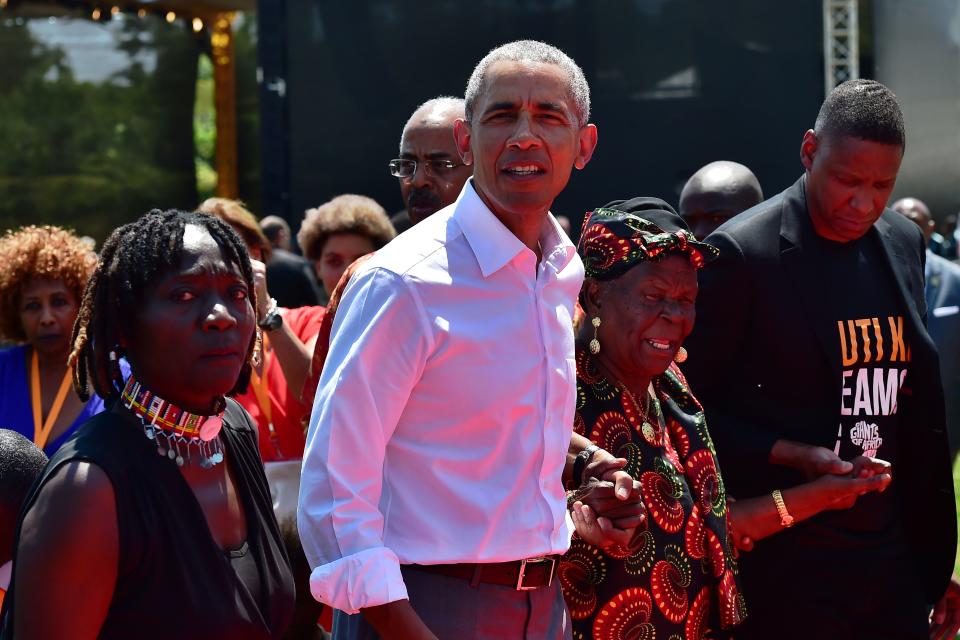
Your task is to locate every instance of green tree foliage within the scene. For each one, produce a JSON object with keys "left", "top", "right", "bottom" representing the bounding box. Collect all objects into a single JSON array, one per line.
[{"left": 0, "top": 15, "right": 200, "bottom": 242}]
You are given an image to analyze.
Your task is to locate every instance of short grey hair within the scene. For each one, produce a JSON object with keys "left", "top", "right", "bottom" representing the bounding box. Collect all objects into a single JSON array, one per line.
[
  {"left": 464, "top": 40, "right": 591, "bottom": 128},
  {"left": 399, "top": 96, "right": 465, "bottom": 151}
]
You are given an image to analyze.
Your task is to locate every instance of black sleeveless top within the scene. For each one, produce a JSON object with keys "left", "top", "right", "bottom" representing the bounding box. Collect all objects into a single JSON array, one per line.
[{"left": 0, "top": 399, "right": 295, "bottom": 639}]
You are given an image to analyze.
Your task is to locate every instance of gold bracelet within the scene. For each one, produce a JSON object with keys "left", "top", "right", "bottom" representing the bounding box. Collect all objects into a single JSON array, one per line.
[{"left": 772, "top": 489, "right": 794, "bottom": 528}]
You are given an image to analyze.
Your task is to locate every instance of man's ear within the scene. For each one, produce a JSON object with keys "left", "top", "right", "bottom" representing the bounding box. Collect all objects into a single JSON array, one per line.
[
  {"left": 800, "top": 129, "right": 818, "bottom": 172},
  {"left": 453, "top": 118, "right": 473, "bottom": 166},
  {"left": 574, "top": 123, "right": 598, "bottom": 170}
]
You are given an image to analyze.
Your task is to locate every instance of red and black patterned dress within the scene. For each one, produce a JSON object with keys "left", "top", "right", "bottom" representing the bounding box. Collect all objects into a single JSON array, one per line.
[{"left": 560, "top": 349, "right": 747, "bottom": 640}]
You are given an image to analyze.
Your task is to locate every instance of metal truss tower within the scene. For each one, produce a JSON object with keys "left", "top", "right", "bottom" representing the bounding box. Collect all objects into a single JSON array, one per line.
[{"left": 823, "top": 0, "right": 860, "bottom": 96}]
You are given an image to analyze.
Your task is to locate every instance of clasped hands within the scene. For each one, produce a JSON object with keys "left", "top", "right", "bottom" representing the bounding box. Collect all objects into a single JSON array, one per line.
[
  {"left": 567, "top": 451, "right": 646, "bottom": 553},
  {"left": 785, "top": 443, "right": 893, "bottom": 510}
]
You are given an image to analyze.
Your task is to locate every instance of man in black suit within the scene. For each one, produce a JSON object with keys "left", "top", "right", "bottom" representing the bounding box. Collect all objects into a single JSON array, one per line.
[{"left": 685, "top": 79, "right": 959, "bottom": 639}]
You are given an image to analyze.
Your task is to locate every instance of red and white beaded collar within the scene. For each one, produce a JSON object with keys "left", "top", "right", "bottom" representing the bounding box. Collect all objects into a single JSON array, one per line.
[{"left": 121, "top": 376, "right": 225, "bottom": 469}]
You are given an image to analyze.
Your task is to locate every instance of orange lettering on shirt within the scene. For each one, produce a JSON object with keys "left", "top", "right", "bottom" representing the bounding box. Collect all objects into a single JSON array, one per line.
[
  {"left": 855, "top": 319, "right": 873, "bottom": 363},
  {"left": 839, "top": 320, "right": 858, "bottom": 367},
  {"left": 888, "top": 316, "right": 905, "bottom": 362},
  {"left": 871, "top": 317, "right": 883, "bottom": 361}
]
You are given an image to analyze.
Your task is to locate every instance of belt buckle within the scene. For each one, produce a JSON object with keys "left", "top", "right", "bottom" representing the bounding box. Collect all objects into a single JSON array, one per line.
[{"left": 516, "top": 556, "right": 555, "bottom": 591}]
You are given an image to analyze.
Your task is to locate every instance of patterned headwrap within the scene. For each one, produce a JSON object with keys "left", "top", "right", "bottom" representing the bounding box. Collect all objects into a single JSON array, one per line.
[{"left": 577, "top": 197, "right": 719, "bottom": 281}]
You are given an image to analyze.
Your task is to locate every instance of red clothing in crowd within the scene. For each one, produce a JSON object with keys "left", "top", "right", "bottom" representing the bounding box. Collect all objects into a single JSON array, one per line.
[{"left": 236, "top": 305, "right": 325, "bottom": 462}]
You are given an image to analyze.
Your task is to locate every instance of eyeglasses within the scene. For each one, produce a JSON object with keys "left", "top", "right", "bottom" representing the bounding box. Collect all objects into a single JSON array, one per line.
[{"left": 388, "top": 158, "right": 464, "bottom": 179}]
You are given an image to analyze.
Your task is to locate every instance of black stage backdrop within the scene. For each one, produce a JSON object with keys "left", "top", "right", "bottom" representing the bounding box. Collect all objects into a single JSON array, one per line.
[{"left": 259, "top": 0, "right": 823, "bottom": 241}]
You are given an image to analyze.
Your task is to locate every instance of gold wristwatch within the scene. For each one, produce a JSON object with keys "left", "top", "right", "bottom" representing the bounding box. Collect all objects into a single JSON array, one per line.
[{"left": 772, "top": 489, "right": 794, "bottom": 528}]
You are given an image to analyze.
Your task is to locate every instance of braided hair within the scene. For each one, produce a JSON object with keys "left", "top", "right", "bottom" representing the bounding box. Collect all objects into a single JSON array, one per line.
[{"left": 70, "top": 209, "right": 258, "bottom": 404}]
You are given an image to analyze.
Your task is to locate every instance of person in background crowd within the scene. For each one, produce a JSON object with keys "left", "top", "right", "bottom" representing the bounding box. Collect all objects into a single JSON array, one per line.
[
  {"left": 678, "top": 160, "right": 764, "bottom": 240},
  {"left": 302, "top": 102, "right": 471, "bottom": 405},
  {"left": 198, "top": 198, "right": 323, "bottom": 463},
  {"left": 262, "top": 215, "right": 294, "bottom": 252},
  {"left": 684, "top": 79, "right": 960, "bottom": 639},
  {"left": 260, "top": 215, "right": 324, "bottom": 308},
  {"left": 563, "top": 199, "right": 891, "bottom": 639},
  {"left": 388, "top": 97, "right": 474, "bottom": 233},
  {"left": 942, "top": 213, "right": 959, "bottom": 260},
  {"left": 0, "top": 430, "right": 47, "bottom": 613},
  {"left": 893, "top": 197, "right": 960, "bottom": 459},
  {"left": 200, "top": 198, "right": 326, "bottom": 640},
  {"left": 299, "top": 40, "right": 648, "bottom": 639},
  {"left": 0, "top": 226, "right": 114, "bottom": 456},
  {"left": 0, "top": 210, "right": 294, "bottom": 639},
  {"left": 297, "top": 195, "right": 395, "bottom": 298}
]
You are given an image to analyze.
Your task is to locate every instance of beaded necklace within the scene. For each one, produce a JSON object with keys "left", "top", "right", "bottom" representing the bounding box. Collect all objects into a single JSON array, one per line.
[{"left": 121, "top": 376, "right": 225, "bottom": 469}]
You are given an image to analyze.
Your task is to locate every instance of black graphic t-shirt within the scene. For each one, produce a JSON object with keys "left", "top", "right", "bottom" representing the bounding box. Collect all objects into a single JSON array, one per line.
[{"left": 813, "top": 231, "right": 908, "bottom": 542}]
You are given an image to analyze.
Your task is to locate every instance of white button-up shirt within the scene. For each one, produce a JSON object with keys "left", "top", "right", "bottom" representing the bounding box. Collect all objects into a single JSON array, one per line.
[{"left": 297, "top": 181, "right": 583, "bottom": 614}]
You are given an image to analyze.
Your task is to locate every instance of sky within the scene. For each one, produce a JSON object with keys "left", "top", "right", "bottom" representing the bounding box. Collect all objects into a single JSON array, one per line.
[{"left": 23, "top": 14, "right": 158, "bottom": 84}]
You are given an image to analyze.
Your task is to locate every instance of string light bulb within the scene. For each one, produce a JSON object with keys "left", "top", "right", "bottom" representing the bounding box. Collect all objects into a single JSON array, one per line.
[
  {"left": 165, "top": 11, "right": 176, "bottom": 23},
  {"left": 137, "top": 8, "right": 146, "bottom": 18},
  {"left": 91, "top": 7, "right": 102, "bottom": 20},
  {"left": 192, "top": 17, "right": 203, "bottom": 32},
  {"left": 110, "top": 5, "right": 120, "bottom": 16}
]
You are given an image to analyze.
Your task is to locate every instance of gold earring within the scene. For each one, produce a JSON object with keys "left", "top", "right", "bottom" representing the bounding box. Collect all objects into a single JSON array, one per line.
[
  {"left": 252, "top": 327, "right": 263, "bottom": 367},
  {"left": 589, "top": 317, "right": 601, "bottom": 354},
  {"left": 674, "top": 346, "right": 688, "bottom": 363}
]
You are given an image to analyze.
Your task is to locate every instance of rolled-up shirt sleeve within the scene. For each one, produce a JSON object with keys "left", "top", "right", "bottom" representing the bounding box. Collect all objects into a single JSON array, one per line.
[{"left": 297, "top": 266, "right": 433, "bottom": 613}]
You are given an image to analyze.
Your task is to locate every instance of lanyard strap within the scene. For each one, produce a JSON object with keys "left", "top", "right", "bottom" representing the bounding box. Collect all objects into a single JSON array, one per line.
[
  {"left": 249, "top": 365, "right": 273, "bottom": 427},
  {"left": 30, "top": 350, "right": 73, "bottom": 450},
  {"left": 249, "top": 336, "right": 282, "bottom": 457}
]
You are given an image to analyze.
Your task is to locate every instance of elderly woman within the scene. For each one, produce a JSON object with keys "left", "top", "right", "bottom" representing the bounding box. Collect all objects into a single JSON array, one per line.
[
  {"left": 560, "top": 199, "right": 891, "bottom": 638},
  {"left": 0, "top": 226, "right": 104, "bottom": 455},
  {"left": 297, "top": 194, "right": 396, "bottom": 297},
  {"left": 0, "top": 210, "right": 294, "bottom": 638}
]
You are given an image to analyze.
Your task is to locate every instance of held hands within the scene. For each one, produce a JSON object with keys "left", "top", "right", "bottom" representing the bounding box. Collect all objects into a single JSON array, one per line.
[
  {"left": 802, "top": 460, "right": 891, "bottom": 511},
  {"left": 582, "top": 450, "right": 641, "bottom": 500},
  {"left": 569, "top": 477, "right": 646, "bottom": 552},
  {"left": 728, "top": 456, "right": 892, "bottom": 553},
  {"left": 787, "top": 443, "right": 854, "bottom": 479}
]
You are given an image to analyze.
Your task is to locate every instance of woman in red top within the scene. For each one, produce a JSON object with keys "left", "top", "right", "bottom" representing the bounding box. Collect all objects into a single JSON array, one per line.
[{"left": 198, "top": 198, "right": 324, "bottom": 463}]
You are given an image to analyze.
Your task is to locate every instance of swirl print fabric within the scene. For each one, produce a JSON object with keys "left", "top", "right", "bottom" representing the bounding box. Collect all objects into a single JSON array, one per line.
[{"left": 560, "top": 350, "right": 747, "bottom": 639}]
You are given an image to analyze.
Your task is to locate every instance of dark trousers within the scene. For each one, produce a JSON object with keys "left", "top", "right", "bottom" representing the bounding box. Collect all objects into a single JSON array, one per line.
[
  {"left": 735, "top": 544, "right": 930, "bottom": 640},
  {"left": 332, "top": 565, "right": 571, "bottom": 640}
]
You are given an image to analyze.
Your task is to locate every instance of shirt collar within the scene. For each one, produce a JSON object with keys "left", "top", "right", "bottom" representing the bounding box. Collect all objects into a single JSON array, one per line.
[{"left": 452, "top": 179, "right": 577, "bottom": 278}]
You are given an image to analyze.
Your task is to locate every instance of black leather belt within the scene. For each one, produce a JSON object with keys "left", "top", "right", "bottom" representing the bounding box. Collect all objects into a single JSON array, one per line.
[{"left": 407, "top": 556, "right": 559, "bottom": 590}]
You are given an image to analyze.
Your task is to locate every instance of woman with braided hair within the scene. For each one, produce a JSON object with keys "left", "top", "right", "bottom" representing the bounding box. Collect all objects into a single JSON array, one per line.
[
  {"left": 0, "top": 210, "right": 294, "bottom": 639},
  {"left": 0, "top": 225, "right": 110, "bottom": 456}
]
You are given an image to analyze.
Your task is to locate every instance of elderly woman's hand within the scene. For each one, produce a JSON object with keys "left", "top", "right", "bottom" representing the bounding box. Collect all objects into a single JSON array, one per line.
[
  {"left": 570, "top": 500, "right": 644, "bottom": 553},
  {"left": 797, "top": 469, "right": 891, "bottom": 511},
  {"left": 569, "top": 478, "right": 646, "bottom": 547}
]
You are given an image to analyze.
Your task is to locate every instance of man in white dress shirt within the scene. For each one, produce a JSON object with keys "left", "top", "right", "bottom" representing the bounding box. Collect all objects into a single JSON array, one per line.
[{"left": 298, "top": 40, "right": 640, "bottom": 639}]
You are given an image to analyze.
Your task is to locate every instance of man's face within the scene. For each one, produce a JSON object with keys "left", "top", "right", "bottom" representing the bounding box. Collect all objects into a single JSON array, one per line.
[
  {"left": 399, "top": 122, "right": 472, "bottom": 224},
  {"left": 680, "top": 190, "right": 759, "bottom": 240},
  {"left": 802, "top": 131, "right": 903, "bottom": 243},
  {"left": 454, "top": 61, "right": 597, "bottom": 220},
  {"left": 892, "top": 198, "right": 935, "bottom": 246}
]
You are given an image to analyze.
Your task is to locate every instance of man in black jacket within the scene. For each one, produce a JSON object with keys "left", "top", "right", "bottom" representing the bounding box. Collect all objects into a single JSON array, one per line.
[{"left": 685, "top": 79, "right": 960, "bottom": 639}]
